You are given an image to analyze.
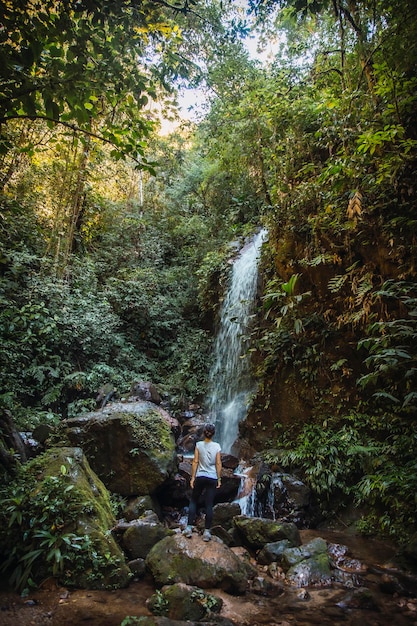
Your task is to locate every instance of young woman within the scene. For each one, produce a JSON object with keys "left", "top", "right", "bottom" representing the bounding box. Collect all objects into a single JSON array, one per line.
[{"left": 183, "top": 423, "right": 222, "bottom": 541}]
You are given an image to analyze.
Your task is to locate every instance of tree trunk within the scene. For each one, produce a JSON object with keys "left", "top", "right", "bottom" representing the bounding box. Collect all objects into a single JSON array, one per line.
[{"left": 0, "top": 409, "right": 27, "bottom": 473}]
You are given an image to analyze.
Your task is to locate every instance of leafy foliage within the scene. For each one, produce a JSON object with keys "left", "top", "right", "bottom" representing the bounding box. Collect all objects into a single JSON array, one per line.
[
  {"left": 0, "top": 459, "right": 88, "bottom": 590},
  {"left": 358, "top": 280, "right": 417, "bottom": 412},
  {"left": 266, "top": 411, "right": 417, "bottom": 539},
  {"left": 0, "top": 0, "right": 190, "bottom": 165}
]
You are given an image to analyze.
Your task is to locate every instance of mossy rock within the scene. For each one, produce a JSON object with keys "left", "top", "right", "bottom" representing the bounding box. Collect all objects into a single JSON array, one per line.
[
  {"left": 147, "top": 583, "right": 223, "bottom": 620},
  {"left": 146, "top": 533, "right": 255, "bottom": 594},
  {"left": 23, "top": 447, "right": 131, "bottom": 589},
  {"left": 286, "top": 552, "right": 332, "bottom": 587},
  {"left": 281, "top": 537, "right": 328, "bottom": 569},
  {"left": 233, "top": 515, "right": 301, "bottom": 549},
  {"left": 63, "top": 401, "right": 177, "bottom": 496}
]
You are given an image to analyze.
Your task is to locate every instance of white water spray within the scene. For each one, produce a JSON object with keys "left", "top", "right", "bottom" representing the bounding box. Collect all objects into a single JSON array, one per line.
[{"left": 208, "top": 229, "right": 267, "bottom": 453}]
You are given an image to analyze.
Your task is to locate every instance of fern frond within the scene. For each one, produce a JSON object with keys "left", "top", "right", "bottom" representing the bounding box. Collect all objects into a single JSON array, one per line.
[{"left": 328, "top": 274, "right": 348, "bottom": 292}]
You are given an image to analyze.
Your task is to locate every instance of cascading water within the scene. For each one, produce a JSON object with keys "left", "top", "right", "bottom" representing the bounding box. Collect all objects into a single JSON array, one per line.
[{"left": 208, "top": 228, "right": 267, "bottom": 454}]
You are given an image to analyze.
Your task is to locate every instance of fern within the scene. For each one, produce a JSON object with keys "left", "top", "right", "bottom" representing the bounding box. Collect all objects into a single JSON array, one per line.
[{"left": 328, "top": 274, "right": 348, "bottom": 292}]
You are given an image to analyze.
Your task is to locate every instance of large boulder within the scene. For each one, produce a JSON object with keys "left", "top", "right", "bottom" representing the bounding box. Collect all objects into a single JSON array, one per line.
[
  {"left": 286, "top": 552, "right": 332, "bottom": 587},
  {"left": 281, "top": 537, "right": 328, "bottom": 570},
  {"left": 212, "top": 502, "right": 241, "bottom": 531},
  {"left": 63, "top": 401, "right": 177, "bottom": 496},
  {"left": 13, "top": 447, "right": 130, "bottom": 589},
  {"left": 233, "top": 515, "right": 301, "bottom": 550},
  {"left": 123, "top": 495, "right": 162, "bottom": 521},
  {"left": 146, "top": 533, "right": 256, "bottom": 594}
]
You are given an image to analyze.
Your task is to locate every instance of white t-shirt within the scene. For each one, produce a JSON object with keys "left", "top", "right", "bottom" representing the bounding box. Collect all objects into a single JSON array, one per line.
[{"left": 195, "top": 440, "right": 221, "bottom": 480}]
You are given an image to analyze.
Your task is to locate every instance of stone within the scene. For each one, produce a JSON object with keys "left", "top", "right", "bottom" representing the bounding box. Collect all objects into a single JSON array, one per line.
[
  {"left": 286, "top": 552, "right": 332, "bottom": 587},
  {"left": 124, "top": 495, "right": 161, "bottom": 521},
  {"left": 282, "top": 537, "right": 328, "bottom": 569},
  {"left": 146, "top": 583, "right": 222, "bottom": 621},
  {"left": 63, "top": 400, "right": 177, "bottom": 496},
  {"left": 130, "top": 380, "right": 162, "bottom": 404},
  {"left": 212, "top": 502, "right": 241, "bottom": 530},
  {"left": 251, "top": 576, "right": 274, "bottom": 596},
  {"left": 257, "top": 539, "right": 293, "bottom": 565},
  {"left": 145, "top": 532, "right": 256, "bottom": 594},
  {"left": 128, "top": 558, "right": 146, "bottom": 577},
  {"left": 233, "top": 515, "right": 301, "bottom": 549},
  {"left": 122, "top": 519, "right": 174, "bottom": 559}
]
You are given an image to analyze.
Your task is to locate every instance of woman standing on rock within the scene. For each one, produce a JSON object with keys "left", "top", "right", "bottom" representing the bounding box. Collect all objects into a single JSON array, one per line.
[{"left": 183, "top": 423, "right": 222, "bottom": 541}]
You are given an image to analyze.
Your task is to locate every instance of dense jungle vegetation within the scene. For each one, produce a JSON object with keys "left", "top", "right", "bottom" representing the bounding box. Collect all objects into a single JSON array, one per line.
[{"left": 1, "top": 0, "right": 417, "bottom": 589}]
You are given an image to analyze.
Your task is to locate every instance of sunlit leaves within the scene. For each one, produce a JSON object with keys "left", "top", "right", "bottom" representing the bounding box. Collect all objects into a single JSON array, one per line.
[{"left": 0, "top": 0, "right": 189, "bottom": 165}]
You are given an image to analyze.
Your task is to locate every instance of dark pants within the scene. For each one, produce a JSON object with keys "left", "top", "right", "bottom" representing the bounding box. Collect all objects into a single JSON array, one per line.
[{"left": 188, "top": 476, "right": 217, "bottom": 529}]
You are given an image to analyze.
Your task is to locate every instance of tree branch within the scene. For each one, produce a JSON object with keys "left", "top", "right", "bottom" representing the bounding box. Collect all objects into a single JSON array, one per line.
[{"left": 0, "top": 114, "right": 150, "bottom": 168}]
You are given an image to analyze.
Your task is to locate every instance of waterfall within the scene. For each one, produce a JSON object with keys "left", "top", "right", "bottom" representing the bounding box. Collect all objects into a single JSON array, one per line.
[{"left": 208, "top": 229, "right": 267, "bottom": 453}]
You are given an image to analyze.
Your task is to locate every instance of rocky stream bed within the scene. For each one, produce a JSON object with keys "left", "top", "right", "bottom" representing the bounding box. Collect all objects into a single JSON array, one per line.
[{"left": 1, "top": 529, "right": 416, "bottom": 626}]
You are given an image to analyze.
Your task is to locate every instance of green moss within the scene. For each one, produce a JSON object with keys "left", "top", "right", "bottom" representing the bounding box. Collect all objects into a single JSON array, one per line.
[
  {"left": 0, "top": 447, "right": 130, "bottom": 591},
  {"left": 120, "top": 410, "right": 173, "bottom": 452}
]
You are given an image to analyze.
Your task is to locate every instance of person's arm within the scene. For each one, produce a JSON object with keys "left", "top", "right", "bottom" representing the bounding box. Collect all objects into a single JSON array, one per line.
[
  {"left": 215, "top": 450, "right": 222, "bottom": 489},
  {"left": 190, "top": 447, "right": 199, "bottom": 488}
]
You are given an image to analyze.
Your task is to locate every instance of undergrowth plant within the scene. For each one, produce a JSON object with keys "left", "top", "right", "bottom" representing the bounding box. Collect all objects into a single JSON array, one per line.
[
  {"left": 0, "top": 454, "right": 114, "bottom": 592},
  {"left": 265, "top": 411, "right": 417, "bottom": 541}
]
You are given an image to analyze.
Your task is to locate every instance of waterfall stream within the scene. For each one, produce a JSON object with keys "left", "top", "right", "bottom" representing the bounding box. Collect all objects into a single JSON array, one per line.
[{"left": 208, "top": 229, "right": 267, "bottom": 454}]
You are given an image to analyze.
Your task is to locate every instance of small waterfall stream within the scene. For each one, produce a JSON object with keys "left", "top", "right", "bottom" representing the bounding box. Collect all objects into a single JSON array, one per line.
[{"left": 208, "top": 229, "right": 267, "bottom": 454}]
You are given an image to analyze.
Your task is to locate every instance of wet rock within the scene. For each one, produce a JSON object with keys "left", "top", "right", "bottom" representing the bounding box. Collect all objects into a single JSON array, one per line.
[
  {"left": 176, "top": 419, "right": 207, "bottom": 453},
  {"left": 250, "top": 463, "right": 317, "bottom": 526},
  {"left": 145, "top": 532, "right": 256, "bottom": 594},
  {"left": 122, "top": 519, "right": 174, "bottom": 559},
  {"left": 257, "top": 539, "right": 293, "bottom": 565},
  {"left": 233, "top": 515, "right": 301, "bottom": 549},
  {"left": 281, "top": 537, "right": 331, "bottom": 587},
  {"left": 176, "top": 432, "right": 200, "bottom": 454},
  {"left": 282, "top": 537, "right": 328, "bottom": 569},
  {"left": 146, "top": 582, "right": 222, "bottom": 621},
  {"left": 337, "top": 587, "right": 381, "bottom": 611},
  {"left": 62, "top": 401, "right": 177, "bottom": 496},
  {"left": 286, "top": 552, "right": 332, "bottom": 587}
]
